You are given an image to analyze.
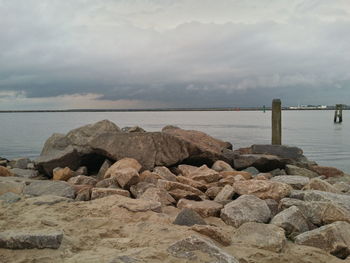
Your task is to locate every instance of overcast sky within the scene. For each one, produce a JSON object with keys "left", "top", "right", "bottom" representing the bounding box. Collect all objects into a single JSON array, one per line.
[{"left": 0, "top": 0, "right": 349, "bottom": 109}]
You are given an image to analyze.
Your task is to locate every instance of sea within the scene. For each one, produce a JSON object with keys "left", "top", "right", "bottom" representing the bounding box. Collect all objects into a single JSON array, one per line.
[{"left": 0, "top": 110, "right": 349, "bottom": 173}]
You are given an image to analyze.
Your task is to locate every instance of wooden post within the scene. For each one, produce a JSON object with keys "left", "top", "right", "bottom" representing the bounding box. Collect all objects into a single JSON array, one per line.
[
  {"left": 272, "top": 99, "right": 282, "bottom": 145},
  {"left": 334, "top": 104, "right": 343, "bottom": 123}
]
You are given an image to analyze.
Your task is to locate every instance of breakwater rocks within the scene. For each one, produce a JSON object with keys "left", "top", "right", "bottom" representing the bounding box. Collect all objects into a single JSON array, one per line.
[{"left": 1, "top": 120, "right": 350, "bottom": 263}]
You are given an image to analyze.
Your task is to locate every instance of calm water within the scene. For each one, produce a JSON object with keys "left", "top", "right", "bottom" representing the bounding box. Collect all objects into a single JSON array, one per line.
[{"left": 0, "top": 111, "right": 349, "bottom": 173}]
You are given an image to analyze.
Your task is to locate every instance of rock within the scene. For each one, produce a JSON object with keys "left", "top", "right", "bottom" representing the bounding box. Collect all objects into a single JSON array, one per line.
[
  {"left": 233, "top": 222, "right": 286, "bottom": 252},
  {"left": 97, "top": 159, "right": 112, "bottom": 179},
  {"left": 107, "top": 168, "right": 140, "bottom": 190},
  {"left": 121, "top": 126, "right": 146, "bottom": 133},
  {"left": 333, "top": 182, "right": 350, "bottom": 193},
  {"left": 205, "top": 186, "right": 223, "bottom": 199},
  {"left": 295, "top": 221, "right": 350, "bottom": 259},
  {"left": 0, "top": 158, "right": 8, "bottom": 167},
  {"left": 271, "top": 175, "right": 310, "bottom": 190},
  {"left": 190, "top": 225, "right": 231, "bottom": 246},
  {"left": 53, "top": 167, "right": 74, "bottom": 181},
  {"left": 187, "top": 165, "right": 221, "bottom": 183},
  {"left": 130, "top": 182, "right": 156, "bottom": 198},
  {"left": 91, "top": 188, "right": 130, "bottom": 199},
  {"left": 152, "top": 166, "right": 177, "bottom": 182},
  {"left": 301, "top": 190, "right": 350, "bottom": 211},
  {"left": 177, "top": 164, "right": 198, "bottom": 177},
  {"left": 270, "top": 168, "right": 287, "bottom": 176},
  {"left": 173, "top": 208, "right": 207, "bottom": 226},
  {"left": 95, "top": 177, "right": 119, "bottom": 188},
  {"left": 176, "top": 176, "right": 207, "bottom": 192},
  {"left": 177, "top": 199, "right": 223, "bottom": 218},
  {"left": 256, "top": 172, "right": 273, "bottom": 179},
  {"left": 211, "top": 160, "right": 233, "bottom": 172},
  {"left": 25, "top": 195, "right": 73, "bottom": 205},
  {"left": 67, "top": 175, "right": 97, "bottom": 186},
  {"left": 8, "top": 158, "right": 31, "bottom": 169},
  {"left": 139, "top": 170, "right": 163, "bottom": 184},
  {"left": 27, "top": 163, "right": 35, "bottom": 169},
  {"left": 242, "top": 166, "right": 260, "bottom": 175},
  {"left": 75, "top": 187, "right": 91, "bottom": 201},
  {"left": 106, "top": 158, "right": 142, "bottom": 174},
  {"left": 0, "top": 180, "right": 25, "bottom": 195},
  {"left": 310, "top": 165, "right": 344, "bottom": 178},
  {"left": 157, "top": 180, "right": 204, "bottom": 201},
  {"left": 220, "top": 195, "right": 271, "bottom": 227},
  {"left": 75, "top": 166, "right": 88, "bottom": 176},
  {"left": 36, "top": 120, "right": 232, "bottom": 175},
  {"left": 270, "top": 206, "right": 309, "bottom": 237},
  {"left": 167, "top": 235, "right": 239, "bottom": 263},
  {"left": 10, "top": 168, "right": 38, "bottom": 178},
  {"left": 139, "top": 187, "right": 176, "bottom": 206},
  {"left": 220, "top": 170, "right": 252, "bottom": 180},
  {"left": 0, "top": 166, "right": 13, "bottom": 177},
  {"left": 264, "top": 199, "right": 279, "bottom": 217},
  {"left": 23, "top": 180, "right": 75, "bottom": 198},
  {"left": 119, "top": 199, "right": 161, "bottom": 213},
  {"left": 214, "top": 185, "right": 235, "bottom": 202},
  {"left": 233, "top": 180, "right": 292, "bottom": 201},
  {"left": 0, "top": 192, "right": 21, "bottom": 203},
  {"left": 234, "top": 154, "right": 287, "bottom": 171},
  {"left": 302, "top": 178, "right": 339, "bottom": 193},
  {"left": 251, "top": 144, "right": 304, "bottom": 159},
  {"left": 285, "top": 165, "right": 318, "bottom": 178},
  {"left": 0, "top": 230, "right": 63, "bottom": 249}
]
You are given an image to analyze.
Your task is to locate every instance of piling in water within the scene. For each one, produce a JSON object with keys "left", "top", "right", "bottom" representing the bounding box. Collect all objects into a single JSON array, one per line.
[
  {"left": 334, "top": 104, "right": 343, "bottom": 123},
  {"left": 272, "top": 99, "right": 282, "bottom": 145}
]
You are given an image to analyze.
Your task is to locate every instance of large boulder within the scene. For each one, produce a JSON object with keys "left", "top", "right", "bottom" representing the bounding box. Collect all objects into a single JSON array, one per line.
[
  {"left": 233, "top": 154, "right": 288, "bottom": 171},
  {"left": 36, "top": 120, "right": 232, "bottom": 175},
  {"left": 220, "top": 195, "right": 271, "bottom": 227},
  {"left": 250, "top": 144, "right": 304, "bottom": 159},
  {"left": 295, "top": 221, "right": 350, "bottom": 259}
]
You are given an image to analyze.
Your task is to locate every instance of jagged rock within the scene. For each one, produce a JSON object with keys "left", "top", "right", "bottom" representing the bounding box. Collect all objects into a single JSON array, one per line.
[
  {"left": 251, "top": 144, "right": 304, "bottom": 159},
  {"left": 333, "top": 182, "right": 350, "bottom": 193},
  {"left": 302, "top": 178, "right": 339, "bottom": 193},
  {"left": 119, "top": 199, "right": 161, "bottom": 213},
  {"left": 211, "top": 160, "right": 233, "bottom": 172},
  {"left": 220, "top": 195, "right": 271, "bottom": 227},
  {"left": 234, "top": 154, "right": 287, "bottom": 172},
  {"left": 97, "top": 159, "right": 112, "bottom": 179},
  {"left": 25, "top": 195, "right": 73, "bottom": 205},
  {"left": 157, "top": 180, "right": 204, "bottom": 201},
  {"left": 0, "top": 158, "right": 8, "bottom": 167},
  {"left": 177, "top": 199, "right": 223, "bottom": 217},
  {"left": 139, "top": 187, "right": 176, "bottom": 206},
  {"left": 177, "top": 164, "right": 198, "bottom": 177},
  {"left": 106, "top": 158, "right": 142, "bottom": 174},
  {"left": 233, "top": 180, "right": 292, "bottom": 201},
  {"left": 270, "top": 206, "right": 309, "bottom": 237},
  {"left": 220, "top": 170, "right": 252, "bottom": 180},
  {"left": 0, "top": 166, "right": 13, "bottom": 177},
  {"left": 107, "top": 168, "right": 140, "bottom": 190},
  {"left": 68, "top": 175, "right": 97, "bottom": 186},
  {"left": 214, "top": 185, "right": 235, "bottom": 202},
  {"left": 10, "top": 168, "right": 38, "bottom": 178},
  {"left": 53, "top": 167, "right": 74, "bottom": 181},
  {"left": 186, "top": 165, "right": 221, "bottom": 183},
  {"left": 295, "top": 221, "right": 350, "bottom": 259},
  {"left": 271, "top": 175, "right": 310, "bottom": 190},
  {"left": 139, "top": 170, "right": 163, "bottom": 184},
  {"left": 176, "top": 176, "right": 207, "bottom": 192},
  {"left": 285, "top": 165, "right": 318, "bottom": 178},
  {"left": 0, "top": 192, "right": 21, "bottom": 203},
  {"left": 173, "top": 208, "right": 207, "bottom": 226},
  {"left": 0, "top": 230, "right": 63, "bottom": 249},
  {"left": 167, "top": 235, "right": 239, "bottom": 263},
  {"left": 8, "top": 158, "right": 31, "bottom": 169},
  {"left": 36, "top": 120, "right": 231, "bottom": 175},
  {"left": 153, "top": 166, "right": 177, "bottom": 182},
  {"left": 130, "top": 182, "right": 156, "bottom": 198},
  {"left": 232, "top": 222, "right": 286, "bottom": 252},
  {"left": 265, "top": 199, "right": 279, "bottom": 217},
  {"left": 23, "top": 180, "right": 75, "bottom": 198},
  {"left": 205, "top": 186, "right": 223, "bottom": 200},
  {"left": 95, "top": 178, "right": 119, "bottom": 188},
  {"left": 190, "top": 225, "right": 231, "bottom": 246},
  {"left": 310, "top": 165, "right": 344, "bottom": 178},
  {"left": 301, "top": 190, "right": 350, "bottom": 211},
  {"left": 91, "top": 188, "right": 130, "bottom": 199},
  {"left": 121, "top": 126, "right": 146, "bottom": 133},
  {"left": 75, "top": 187, "right": 91, "bottom": 201},
  {"left": 75, "top": 166, "right": 88, "bottom": 176}
]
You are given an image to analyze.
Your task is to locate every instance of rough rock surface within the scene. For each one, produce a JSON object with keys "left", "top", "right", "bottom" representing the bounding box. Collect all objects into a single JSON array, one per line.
[
  {"left": 220, "top": 195, "right": 271, "bottom": 227},
  {"left": 0, "top": 166, "right": 14, "bottom": 177},
  {"left": 190, "top": 225, "right": 231, "bottom": 246},
  {"left": 310, "top": 165, "right": 344, "bottom": 178},
  {"left": 53, "top": 167, "right": 74, "bottom": 181},
  {"left": 23, "top": 180, "right": 75, "bottom": 198},
  {"left": 286, "top": 165, "right": 319, "bottom": 178},
  {"left": 173, "top": 208, "right": 207, "bottom": 226},
  {"left": 177, "top": 199, "right": 223, "bottom": 218},
  {"left": 214, "top": 185, "right": 235, "bottom": 202},
  {"left": 302, "top": 178, "right": 339, "bottom": 193},
  {"left": 139, "top": 187, "right": 176, "bottom": 206},
  {"left": 271, "top": 175, "right": 309, "bottom": 190},
  {"left": 10, "top": 168, "right": 38, "bottom": 178},
  {"left": 67, "top": 175, "right": 97, "bottom": 186},
  {"left": 233, "top": 154, "right": 288, "bottom": 171},
  {"left": 91, "top": 188, "right": 130, "bottom": 199},
  {"left": 211, "top": 160, "right": 234, "bottom": 172}
]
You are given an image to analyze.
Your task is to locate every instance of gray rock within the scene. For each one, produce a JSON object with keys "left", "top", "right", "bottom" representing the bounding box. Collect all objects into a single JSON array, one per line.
[
  {"left": 8, "top": 158, "right": 31, "bottom": 169},
  {"left": 264, "top": 199, "right": 279, "bottom": 217},
  {"left": 270, "top": 206, "right": 309, "bottom": 237},
  {"left": 234, "top": 154, "right": 287, "bottom": 172},
  {"left": 67, "top": 175, "right": 97, "bottom": 186},
  {"left": 0, "top": 192, "right": 21, "bottom": 203},
  {"left": 269, "top": 168, "right": 287, "bottom": 176},
  {"left": 153, "top": 166, "right": 177, "bottom": 182},
  {"left": 285, "top": 165, "right": 318, "bottom": 178},
  {"left": 130, "top": 182, "right": 156, "bottom": 198},
  {"left": 109, "top": 256, "right": 141, "bottom": 263},
  {"left": 0, "top": 179, "right": 26, "bottom": 195},
  {"left": 167, "top": 235, "right": 239, "bottom": 263},
  {"left": 333, "top": 182, "right": 350, "bottom": 193},
  {"left": 0, "top": 230, "right": 63, "bottom": 249},
  {"left": 302, "top": 190, "right": 350, "bottom": 211},
  {"left": 121, "top": 126, "right": 146, "bottom": 133},
  {"left": 173, "top": 208, "right": 207, "bottom": 226},
  {"left": 10, "top": 168, "right": 38, "bottom": 178},
  {"left": 25, "top": 195, "right": 73, "bottom": 205},
  {"left": 242, "top": 166, "right": 259, "bottom": 175},
  {"left": 220, "top": 195, "right": 271, "bottom": 227},
  {"left": 97, "top": 159, "right": 112, "bottom": 179},
  {"left": 271, "top": 175, "right": 309, "bottom": 189},
  {"left": 251, "top": 144, "right": 304, "bottom": 159},
  {"left": 233, "top": 222, "right": 286, "bottom": 252},
  {"left": 214, "top": 185, "right": 235, "bottom": 202},
  {"left": 23, "top": 180, "right": 75, "bottom": 198},
  {"left": 75, "top": 166, "right": 88, "bottom": 176},
  {"left": 295, "top": 221, "right": 350, "bottom": 259}
]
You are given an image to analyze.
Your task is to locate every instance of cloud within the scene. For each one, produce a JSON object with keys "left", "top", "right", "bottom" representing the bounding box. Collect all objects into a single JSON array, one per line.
[{"left": 0, "top": 0, "right": 350, "bottom": 109}]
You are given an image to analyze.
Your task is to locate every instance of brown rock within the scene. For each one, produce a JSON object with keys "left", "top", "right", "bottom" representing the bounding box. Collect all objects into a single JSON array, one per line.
[
  {"left": 119, "top": 199, "right": 161, "bottom": 213},
  {"left": 177, "top": 199, "right": 223, "bottom": 217},
  {"left": 95, "top": 177, "right": 119, "bottom": 188},
  {"left": 91, "top": 187, "right": 130, "bottom": 199},
  {"left": 302, "top": 178, "right": 340, "bottom": 193},
  {"left": 190, "top": 225, "right": 231, "bottom": 246},
  {"left": 157, "top": 179, "right": 204, "bottom": 198},
  {"left": 233, "top": 179, "right": 292, "bottom": 201},
  {"left": 176, "top": 176, "right": 207, "bottom": 192},
  {"left": 310, "top": 165, "right": 344, "bottom": 178},
  {"left": 178, "top": 164, "right": 200, "bottom": 177},
  {"left": 0, "top": 167, "right": 13, "bottom": 177},
  {"left": 139, "top": 187, "right": 176, "bottom": 206},
  {"left": 139, "top": 170, "right": 163, "bottom": 184},
  {"left": 53, "top": 167, "right": 74, "bottom": 181},
  {"left": 110, "top": 168, "right": 140, "bottom": 189},
  {"left": 188, "top": 165, "right": 221, "bottom": 183},
  {"left": 220, "top": 170, "right": 252, "bottom": 180},
  {"left": 211, "top": 160, "right": 233, "bottom": 172},
  {"left": 107, "top": 158, "right": 142, "bottom": 173},
  {"left": 214, "top": 185, "right": 235, "bottom": 202},
  {"left": 67, "top": 175, "right": 97, "bottom": 186},
  {"left": 130, "top": 182, "right": 156, "bottom": 198},
  {"left": 205, "top": 186, "right": 223, "bottom": 200},
  {"left": 153, "top": 166, "right": 177, "bottom": 181},
  {"left": 218, "top": 176, "right": 236, "bottom": 186},
  {"left": 75, "top": 187, "right": 91, "bottom": 201}
]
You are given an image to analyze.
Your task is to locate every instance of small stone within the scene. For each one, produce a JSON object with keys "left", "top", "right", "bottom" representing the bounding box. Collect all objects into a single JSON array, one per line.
[
  {"left": 91, "top": 188, "right": 130, "bottom": 199},
  {"left": 242, "top": 167, "right": 259, "bottom": 175},
  {"left": 214, "top": 185, "right": 235, "bottom": 202},
  {"left": 75, "top": 166, "right": 88, "bottom": 176},
  {"left": 157, "top": 179, "right": 204, "bottom": 200},
  {"left": 68, "top": 175, "right": 97, "bottom": 186},
  {"left": 220, "top": 170, "right": 252, "bottom": 180},
  {"left": 53, "top": 167, "right": 74, "bottom": 181},
  {"left": 176, "top": 176, "right": 207, "bottom": 192},
  {"left": 119, "top": 199, "right": 161, "bottom": 213},
  {"left": 177, "top": 164, "right": 198, "bottom": 177},
  {"left": 95, "top": 177, "right": 119, "bottom": 188},
  {"left": 139, "top": 187, "right": 176, "bottom": 206},
  {"left": 105, "top": 158, "right": 142, "bottom": 176},
  {"left": 130, "top": 182, "right": 156, "bottom": 198},
  {"left": 111, "top": 168, "right": 140, "bottom": 189},
  {"left": 205, "top": 186, "right": 223, "bottom": 200},
  {"left": 271, "top": 175, "right": 309, "bottom": 190},
  {"left": 173, "top": 208, "right": 207, "bottom": 226},
  {"left": 211, "top": 160, "right": 233, "bottom": 172},
  {"left": 177, "top": 199, "right": 223, "bottom": 217},
  {"left": 153, "top": 166, "right": 177, "bottom": 181},
  {"left": 139, "top": 170, "right": 163, "bottom": 184},
  {"left": 188, "top": 165, "right": 221, "bottom": 183},
  {"left": 265, "top": 199, "right": 279, "bottom": 217},
  {"left": 310, "top": 165, "right": 344, "bottom": 178},
  {"left": 97, "top": 159, "right": 112, "bottom": 179},
  {"left": 285, "top": 165, "right": 318, "bottom": 178},
  {"left": 75, "top": 187, "right": 91, "bottom": 201},
  {"left": 190, "top": 225, "right": 231, "bottom": 246}
]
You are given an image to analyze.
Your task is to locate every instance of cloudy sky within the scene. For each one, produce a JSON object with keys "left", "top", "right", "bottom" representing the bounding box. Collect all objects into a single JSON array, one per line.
[{"left": 0, "top": 0, "right": 349, "bottom": 110}]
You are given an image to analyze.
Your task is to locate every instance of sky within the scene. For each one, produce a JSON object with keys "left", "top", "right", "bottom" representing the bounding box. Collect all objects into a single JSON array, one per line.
[{"left": 0, "top": 0, "right": 350, "bottom": 110}]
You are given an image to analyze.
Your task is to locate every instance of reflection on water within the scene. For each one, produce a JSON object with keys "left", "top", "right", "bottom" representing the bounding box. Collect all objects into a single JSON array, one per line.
[{"left": 0, "top": 110, "right": 349, "bottom": 173}]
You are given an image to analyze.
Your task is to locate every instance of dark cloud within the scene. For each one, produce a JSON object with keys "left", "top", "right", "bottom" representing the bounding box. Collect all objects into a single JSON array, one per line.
[{"left": 0, "top": 0, "right": 350, "bottom": 109}]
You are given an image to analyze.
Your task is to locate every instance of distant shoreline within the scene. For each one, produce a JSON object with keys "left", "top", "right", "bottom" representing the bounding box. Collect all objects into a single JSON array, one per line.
[{"left": 0, "top": 108, "right": 348, "bottom": 113}]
